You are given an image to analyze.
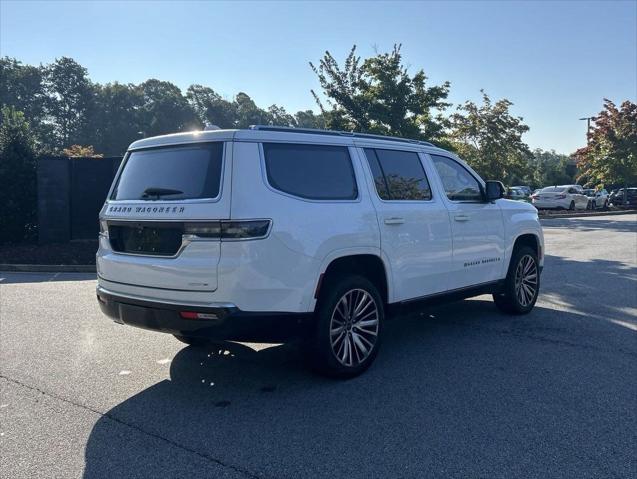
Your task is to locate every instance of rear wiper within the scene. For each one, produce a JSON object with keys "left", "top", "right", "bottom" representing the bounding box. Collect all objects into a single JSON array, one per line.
[{"left": 141, "top": 187, "right": 184, "bottom": 200}]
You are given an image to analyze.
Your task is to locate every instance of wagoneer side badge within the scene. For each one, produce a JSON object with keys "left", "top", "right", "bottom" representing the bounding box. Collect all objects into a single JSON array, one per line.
[{"left": 107, "top": 205, "right": 186, "bottom": 214}]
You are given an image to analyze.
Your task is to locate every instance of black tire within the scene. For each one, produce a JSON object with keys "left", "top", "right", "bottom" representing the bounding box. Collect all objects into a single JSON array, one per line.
[
  {"left": 493, "top": 246, "right": 540, "bottom": 315},
  {"left": 569, "top": 200, "right": 575, "bottom": 210},
  {"left": 592, "top": 201, "right": 597, "bottom": 210},
  {"left": 309, "top": 275, "right": 384, "bottom": 378},
  {"left": 173, "top": 334, "right": 212, "bottom": 347}
]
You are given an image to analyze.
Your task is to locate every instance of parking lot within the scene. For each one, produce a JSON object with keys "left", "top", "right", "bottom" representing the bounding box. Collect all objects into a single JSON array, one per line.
[{"left": 1, "top": 214, "right": 635, "bottom": 478}]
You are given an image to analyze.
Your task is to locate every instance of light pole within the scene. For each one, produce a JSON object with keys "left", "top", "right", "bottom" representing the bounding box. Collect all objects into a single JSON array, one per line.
[{"left": 579, "top": 116, "right": 596, "bottom": 144}]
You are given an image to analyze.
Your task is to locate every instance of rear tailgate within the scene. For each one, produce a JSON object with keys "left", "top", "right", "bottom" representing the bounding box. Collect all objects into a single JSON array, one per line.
[
  {"left": 97, "top": 141, "right": 231, "bottom": 292},
  {"left": 538, "top": 191, "right": 566, "bottom": 201}
]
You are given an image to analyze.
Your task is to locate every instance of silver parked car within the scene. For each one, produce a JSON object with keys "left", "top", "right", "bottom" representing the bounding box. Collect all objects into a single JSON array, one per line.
[{"left": 583, "top": 189, "right": 609, "bottom": 210}]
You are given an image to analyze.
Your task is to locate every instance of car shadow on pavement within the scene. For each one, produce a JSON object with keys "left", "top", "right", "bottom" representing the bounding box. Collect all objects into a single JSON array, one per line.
[
  {"left": 82, "top": 299, "right": 637, "bottom": 478},
  {"left": 541, "top": 254, "right": 637, "bottom": 328}
]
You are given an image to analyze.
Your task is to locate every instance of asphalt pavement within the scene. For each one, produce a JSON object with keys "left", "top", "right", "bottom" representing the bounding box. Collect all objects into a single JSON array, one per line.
[{"left": 1, "top": 214, "right": 636, "bottom": 478}]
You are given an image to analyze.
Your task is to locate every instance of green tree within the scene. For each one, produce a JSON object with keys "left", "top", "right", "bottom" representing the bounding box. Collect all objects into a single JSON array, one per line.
[
  {"left": 234, "top": 92, "right": 271, "bottom": 128},
  {"left": 138, "top": 79, "right": 200, "bottom": 136},
  {"left": 92, "top": 82, "right": 143, "bottom": 155},
  {"left": 186, "top": 84, "right": 238, "bottom": 128},
  {"left": 575, "top": 99, "right": 637, "bottom": 188},
  {"left": 294, "top": 109, "right": 326, "bottom": 129},
  {"left": 531, "top": 149, "right": 576, "bottom": 188},
  {"left": 310, "top": 44, "right": 451, "bottom": 142},
  {"left": 45, "top": 57, "right": 96, "bottom": 149},
  {"left": 0, "top": 107, "right": 37, "bottom": 243},
  {"left": 449, "top": 91, "right": 533, "bottom": 184},
  {"left": 0, "top": 57, "right": 49, "bottom": 145},
  {"left": 267, "top": 105, "right": 295, "bottom": 127}
]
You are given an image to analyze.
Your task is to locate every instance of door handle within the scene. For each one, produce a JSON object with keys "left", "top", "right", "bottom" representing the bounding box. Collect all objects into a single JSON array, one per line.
[
  {"left": 384, "top": 217, "right": 405, "bottom": 225},
  {"left": 454, "top": 214, "right": 470, "bottom": 222}
]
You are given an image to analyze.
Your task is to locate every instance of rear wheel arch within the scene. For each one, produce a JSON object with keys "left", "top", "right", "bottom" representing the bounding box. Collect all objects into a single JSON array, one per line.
[{"left": 316, "top": 254, "right": 389, "bottom": 307}]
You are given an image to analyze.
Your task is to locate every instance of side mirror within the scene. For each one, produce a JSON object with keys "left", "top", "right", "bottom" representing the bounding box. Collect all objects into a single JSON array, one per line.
[{"left": 485, "top": 181, "right": 505, "bottom": 201}]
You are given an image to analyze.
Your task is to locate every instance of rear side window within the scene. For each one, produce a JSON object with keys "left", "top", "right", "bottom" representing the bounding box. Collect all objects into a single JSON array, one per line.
[
  {"left": 263, "top": 143, "right": 357, "bottom": 200},
  {"left": 111, "top": 143, "right": 224, "bottom": 201},
  {"left": 364, "top": 148, "right": 432, "bottom": 201}
]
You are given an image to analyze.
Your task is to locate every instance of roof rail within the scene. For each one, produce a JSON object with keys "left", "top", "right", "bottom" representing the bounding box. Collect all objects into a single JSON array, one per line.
[{"left": 248, "top": 125, "right": 435, "bottom": 147}]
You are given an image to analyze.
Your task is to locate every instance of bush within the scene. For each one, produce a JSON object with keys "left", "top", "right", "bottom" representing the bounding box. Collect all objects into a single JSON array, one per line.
[
  {"left": 0, "top": 106, "right": 37, "bottom": 243},
  {"left": 62, "top": 144, "right": 103, "bottom": 158}
]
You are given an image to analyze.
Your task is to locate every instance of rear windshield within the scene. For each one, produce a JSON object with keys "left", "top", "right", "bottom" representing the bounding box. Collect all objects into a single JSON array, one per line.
[
  {"left": 541, "top": 186, "right": 566, "bottom": 192},
  {"left": 111, "top": 143, "right": 223, "bottom": 201}
]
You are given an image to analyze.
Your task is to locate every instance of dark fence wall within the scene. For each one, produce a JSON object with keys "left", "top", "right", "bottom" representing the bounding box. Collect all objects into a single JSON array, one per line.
[{"left": 38, "top": 157, "right": 122, "bottom": 243}]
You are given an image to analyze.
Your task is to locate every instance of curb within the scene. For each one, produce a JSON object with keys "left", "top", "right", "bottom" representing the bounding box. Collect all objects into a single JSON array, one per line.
[
  {"left": 539, "top": 209, "right": 637, "bottom": 220},
  {"left": 0, "top": 264, "right": 96, "bottom": 273}
]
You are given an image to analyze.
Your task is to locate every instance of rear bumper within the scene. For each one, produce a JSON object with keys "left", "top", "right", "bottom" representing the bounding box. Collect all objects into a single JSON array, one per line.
[
  {"left": 96, "top": 286, "right": 312, "bottom": 342},
  {"left": 532, "top": 200, "right": 568, "bottom": 209}
]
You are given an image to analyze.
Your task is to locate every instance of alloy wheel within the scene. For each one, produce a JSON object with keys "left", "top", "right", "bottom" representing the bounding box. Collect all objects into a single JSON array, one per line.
[
  {"left": 514, "top": 255, "right": 538, "bottom": 307},
  {"left": 329, "top": 288, "right": 379, "bottom": 367}
]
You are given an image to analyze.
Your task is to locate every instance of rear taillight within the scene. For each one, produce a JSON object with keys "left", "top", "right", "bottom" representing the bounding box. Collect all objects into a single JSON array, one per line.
[
  {"left": 221, "top": 220, "right": 271, "bottom": 239},
  {"left": 183, "top": 220, "right": 271, "bottom": 240},
  {"left": 99, "top": 219, "right": 109, "bottom": 238},
  {"left": 183, "top": 222, "right": 221, "bottom": 238},
  {"left": 530, "top": 194, "right": 538, "bottom": 200}
]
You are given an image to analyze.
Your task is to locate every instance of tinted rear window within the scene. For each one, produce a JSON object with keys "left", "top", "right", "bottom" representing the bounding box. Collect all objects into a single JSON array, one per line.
[
  {"left": 263, "top": 143, "right": 357, "bottom": 200},
  {"left": 111, "top": 143, "right": 223, "bottom": 201},
  {"left": 541, "top": 187, "right": 567, "bottom": 192}
]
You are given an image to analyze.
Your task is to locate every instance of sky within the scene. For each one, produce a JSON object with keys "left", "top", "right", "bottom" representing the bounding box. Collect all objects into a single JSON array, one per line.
[{"left": 1, "top": 0, "right": 635, "bottom": 154}]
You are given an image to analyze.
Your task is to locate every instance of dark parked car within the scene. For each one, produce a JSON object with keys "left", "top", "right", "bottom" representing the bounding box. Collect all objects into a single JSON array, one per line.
[
  {"left": 609, "top": 188, "right": 637, "bottom": 208},
  {"left": 506, "top": 186, "right": 531, "bottom": 202}
]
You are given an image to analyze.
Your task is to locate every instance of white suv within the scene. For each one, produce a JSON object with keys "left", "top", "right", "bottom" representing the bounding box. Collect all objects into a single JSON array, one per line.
[{"left": 97, "top": 126, "right": 544, "bottom": 377}]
